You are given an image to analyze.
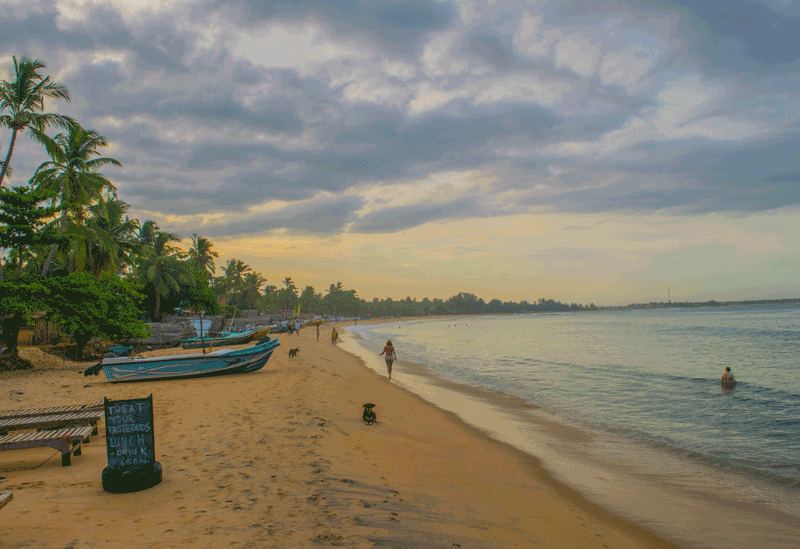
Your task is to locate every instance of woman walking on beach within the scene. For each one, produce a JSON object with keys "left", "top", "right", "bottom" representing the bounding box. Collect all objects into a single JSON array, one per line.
[
  {"left": 379, "top": 340, "right": 396, "bottom": 380},
  {"left": 331, "top": 327, "right": 338, "bottom": 345}
]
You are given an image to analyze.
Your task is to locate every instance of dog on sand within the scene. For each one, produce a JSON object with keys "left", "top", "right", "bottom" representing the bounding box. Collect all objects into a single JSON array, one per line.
[
  {"left": 362, "top": 403, "right": 377, "bottom": 425},
  {"left": 288, "top": 348, "right": 299, "bottom": 359}
]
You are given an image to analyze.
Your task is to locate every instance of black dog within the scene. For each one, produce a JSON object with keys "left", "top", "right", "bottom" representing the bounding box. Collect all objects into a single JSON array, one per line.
[
  {"left": 362, "top": 403, "right": 377, "bottom": 425},
  {"left": 288, "top": 348, "right": 299, "bottom": 359}
]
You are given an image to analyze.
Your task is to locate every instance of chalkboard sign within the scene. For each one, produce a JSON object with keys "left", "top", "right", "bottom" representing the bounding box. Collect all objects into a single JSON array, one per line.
[{"left": 104, "top": 395, "right": 156, "bottom": 471}]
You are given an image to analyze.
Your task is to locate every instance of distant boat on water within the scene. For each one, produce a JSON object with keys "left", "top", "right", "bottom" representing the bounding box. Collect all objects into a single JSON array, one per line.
[{"left": 83, "top": 339, "right": 280, "bottom": 383}]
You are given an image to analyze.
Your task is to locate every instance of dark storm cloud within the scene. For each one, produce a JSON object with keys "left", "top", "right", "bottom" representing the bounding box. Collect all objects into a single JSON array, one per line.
[
  {"left": 351, "top": 195, "right": 501, "bottom": 233},
  {"left": 303, "top": 103, "right": 563, "bottom": 185},
  {"left": 564, "top": 134, "right": 800, "bottom": 213},
  {"left": 655, "top": 0, "right": 800, "bottom": 73},
  {"left": 1, "top": 0, "right": 797, "bottom": 238},
  {"left": 551, "top": 0, "right": 800, "bottom": 74},
  {"left": 0, "top": 6, "right": 92, "bottom": 50},
  {"left": 231, "top": 61, "right": 262, "bottom": 85},
  {"left": 0, "top": 4, "right": 192, "bottom": 73},
  {"left": 463, "top": 32, "right": 516, "bottom": 67},
  {"left": 196, "top": 195, "right": 364, "bottom": 237},
  {"left": 221, "top": 0, "right": 457, "bottom": 54},
  {"left": 122, "top": 102, "right": 566, "bottom": 213}
]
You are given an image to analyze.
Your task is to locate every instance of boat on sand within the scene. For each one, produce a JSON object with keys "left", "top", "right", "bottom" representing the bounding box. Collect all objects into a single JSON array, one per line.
[
  {"left": 83, "top": 339, "right": 280, "bottom": 383},
  {"left": 179, "top": 327, "right": 261, "bottom": 349}
]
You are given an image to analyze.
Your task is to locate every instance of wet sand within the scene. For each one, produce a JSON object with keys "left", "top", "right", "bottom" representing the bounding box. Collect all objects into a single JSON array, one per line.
[{"left": 1, "top": 322, "right": 679, "bottom": 548}]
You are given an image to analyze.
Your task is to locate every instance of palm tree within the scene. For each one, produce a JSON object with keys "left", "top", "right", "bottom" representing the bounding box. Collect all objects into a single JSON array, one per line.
[
  {"left": 299, "top": 285, "right": 319, "bottom": 315},
  {"left": 30, "top": 125, "right": 121, "bottom": 275},
  {"left": 0, "top": 56, "right": 73, "bottom": 186},
  {"left": 136, "top": 231, "right": 191, "bottom": 319},
  {"left": 138, "top": 220, "right": 160, "bottom": 247},
  {"left": 187, "top": 234, "right": 219, "bottom": 281},
  {"left": 222, "top": 259, "right": 251, "bottom": 308},
  {"left": 224, "top": 259, "right": 251, "bottom": 290},
  {"left": 281, "top": 276, "right": 299, "bottom": 315},
  {"left": 86, "top": 198, "right": 141, "bottom": 276},
  {"left": 241, "top": 272, "right": 267, "bottom": 309}
]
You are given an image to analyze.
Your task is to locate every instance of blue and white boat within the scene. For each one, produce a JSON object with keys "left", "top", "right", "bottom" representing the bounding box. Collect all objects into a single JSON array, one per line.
[
  {"left": 179, "top": 327, "right": 262, "bottom": 349},
  {"left": 83, "top": 339, "right": 280, "bottom": 383}
]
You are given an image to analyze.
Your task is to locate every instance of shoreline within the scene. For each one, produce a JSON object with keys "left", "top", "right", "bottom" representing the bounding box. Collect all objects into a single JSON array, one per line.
[
  {"left": 2, "top": 324, "right": 680, "bottom": 548},
  {"left": 337, "top": 316, "right": 800, "bottom": 548},
  {"left": 334, "top": 324, "right": 685, "bottom": 547}
]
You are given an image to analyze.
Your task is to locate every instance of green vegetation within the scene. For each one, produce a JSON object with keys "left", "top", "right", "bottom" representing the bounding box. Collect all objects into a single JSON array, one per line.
[
  {"left": 45, "top": 272, "right": 149, "bottom": 359},
  {"left": 0, "top": 56, "right": 594, "bottom": 358}
]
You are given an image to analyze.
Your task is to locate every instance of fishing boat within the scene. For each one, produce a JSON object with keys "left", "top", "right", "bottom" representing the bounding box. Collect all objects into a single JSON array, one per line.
[
  {"left": 179, "top": 327, "right": 261, "bottom": 349},
  {"left": 83, "top": 339, "right": 280, "bottom": 383}
]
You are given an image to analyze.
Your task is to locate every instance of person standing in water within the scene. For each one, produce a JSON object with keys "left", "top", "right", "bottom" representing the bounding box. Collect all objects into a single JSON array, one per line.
[
  {"left": 721, "top": 367, "right": 737, "bottom": 387},
  {"left": 379, "top": 340, "right": 396, "bottom": 380}
]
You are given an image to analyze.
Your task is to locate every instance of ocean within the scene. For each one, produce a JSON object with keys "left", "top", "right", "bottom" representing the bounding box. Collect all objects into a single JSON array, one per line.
[{"left": 342, "top": 304, "right": 800, "bottom": 549}]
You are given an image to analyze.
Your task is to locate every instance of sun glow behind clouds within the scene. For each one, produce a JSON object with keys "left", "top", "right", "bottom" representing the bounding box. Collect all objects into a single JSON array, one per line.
[{"left": 198, "top": 209, "right": 800, "bottom": 304}]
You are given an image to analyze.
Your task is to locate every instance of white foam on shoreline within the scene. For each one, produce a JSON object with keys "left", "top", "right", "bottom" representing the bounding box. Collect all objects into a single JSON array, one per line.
[{"left": 340, "top": 324, "right": 800, "bottom": 549}]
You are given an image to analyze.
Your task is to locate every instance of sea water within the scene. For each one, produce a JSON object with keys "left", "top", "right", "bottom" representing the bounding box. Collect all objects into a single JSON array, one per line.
[{"left": 343, "top": 305, "right": 800, "bottom": 549}]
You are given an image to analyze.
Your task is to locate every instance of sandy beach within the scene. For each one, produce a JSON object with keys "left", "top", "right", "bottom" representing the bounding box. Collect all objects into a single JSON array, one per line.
[{"left": 0, "top": 322, "right": 680, "bottom": 548}]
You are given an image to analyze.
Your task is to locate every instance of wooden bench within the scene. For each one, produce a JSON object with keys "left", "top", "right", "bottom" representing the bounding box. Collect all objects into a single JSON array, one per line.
[
  {"left": 0, "top": 426, "right": 94, "bottom": 466},
  {"left": 0, "top": 400, "right": 104, "bottom": 420},
  {"left": 0, "top": 411, "right": 103, "bottom": 436},
  {"left": 0, "top": 492, "right": 12, "bottom": 510}
]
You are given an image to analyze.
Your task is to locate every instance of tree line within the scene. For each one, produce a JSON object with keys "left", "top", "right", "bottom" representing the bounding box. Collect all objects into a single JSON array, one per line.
[{"left": 0, "top": 56, "right": 594, "bottom": 359}]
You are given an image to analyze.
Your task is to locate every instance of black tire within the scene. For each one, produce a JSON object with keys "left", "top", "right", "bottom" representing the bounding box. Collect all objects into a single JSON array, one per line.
[{"left": 102, "top": 461, "right": 163, "bottom": 493}]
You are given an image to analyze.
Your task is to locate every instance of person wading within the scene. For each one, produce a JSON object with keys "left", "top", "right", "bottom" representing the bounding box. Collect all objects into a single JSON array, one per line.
[{"left": 379, "top": 340, "right": 396, "bottom": 380}]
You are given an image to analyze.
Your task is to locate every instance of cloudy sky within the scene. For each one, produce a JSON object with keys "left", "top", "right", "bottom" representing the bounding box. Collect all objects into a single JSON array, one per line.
[{"left": 2, "top": 0, "right": 799, "bottom": 305}]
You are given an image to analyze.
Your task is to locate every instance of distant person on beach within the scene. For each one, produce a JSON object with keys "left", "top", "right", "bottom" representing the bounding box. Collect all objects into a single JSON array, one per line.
[
  {"left": 331, "top": 327, "right": 338, "bottom": 345},
  {"left": 379, "top": 340, "right": 396, "bottom": 380},
  {"left": 721, "top": 367, "right": 737, "bottom": 388},
  {"left": 316, "top": 324, "right": 320, "bottom": 342}
]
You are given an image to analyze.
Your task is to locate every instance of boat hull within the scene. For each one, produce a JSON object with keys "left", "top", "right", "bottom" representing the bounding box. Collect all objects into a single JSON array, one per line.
[
  {"left": 102, "top": 340, "right": 280, "bottom": 383},
  {"left": 180, "top": 328, "right": 260, "bottom": 349}
]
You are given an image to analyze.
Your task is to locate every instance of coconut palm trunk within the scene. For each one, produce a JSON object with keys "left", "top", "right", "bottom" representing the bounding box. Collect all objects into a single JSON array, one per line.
[
  {"left": 41, "top": 212, "right": 69, "bottom": 276},
  {"left": 155, "top": 288, "right": 162, "bottom": 319},
  {"left": 0, "top": 129, "right": 18, "bottom": 185}
]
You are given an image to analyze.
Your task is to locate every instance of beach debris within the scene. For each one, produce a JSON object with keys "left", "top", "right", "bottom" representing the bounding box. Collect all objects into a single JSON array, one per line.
[{"left": 362, "top": 403, "right": 377, "bottom": 425}]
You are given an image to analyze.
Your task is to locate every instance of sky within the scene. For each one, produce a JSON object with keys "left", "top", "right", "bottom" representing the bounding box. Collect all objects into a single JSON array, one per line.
[{"left": 1, "top": 0, "right": 799, "bottom": 305}]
